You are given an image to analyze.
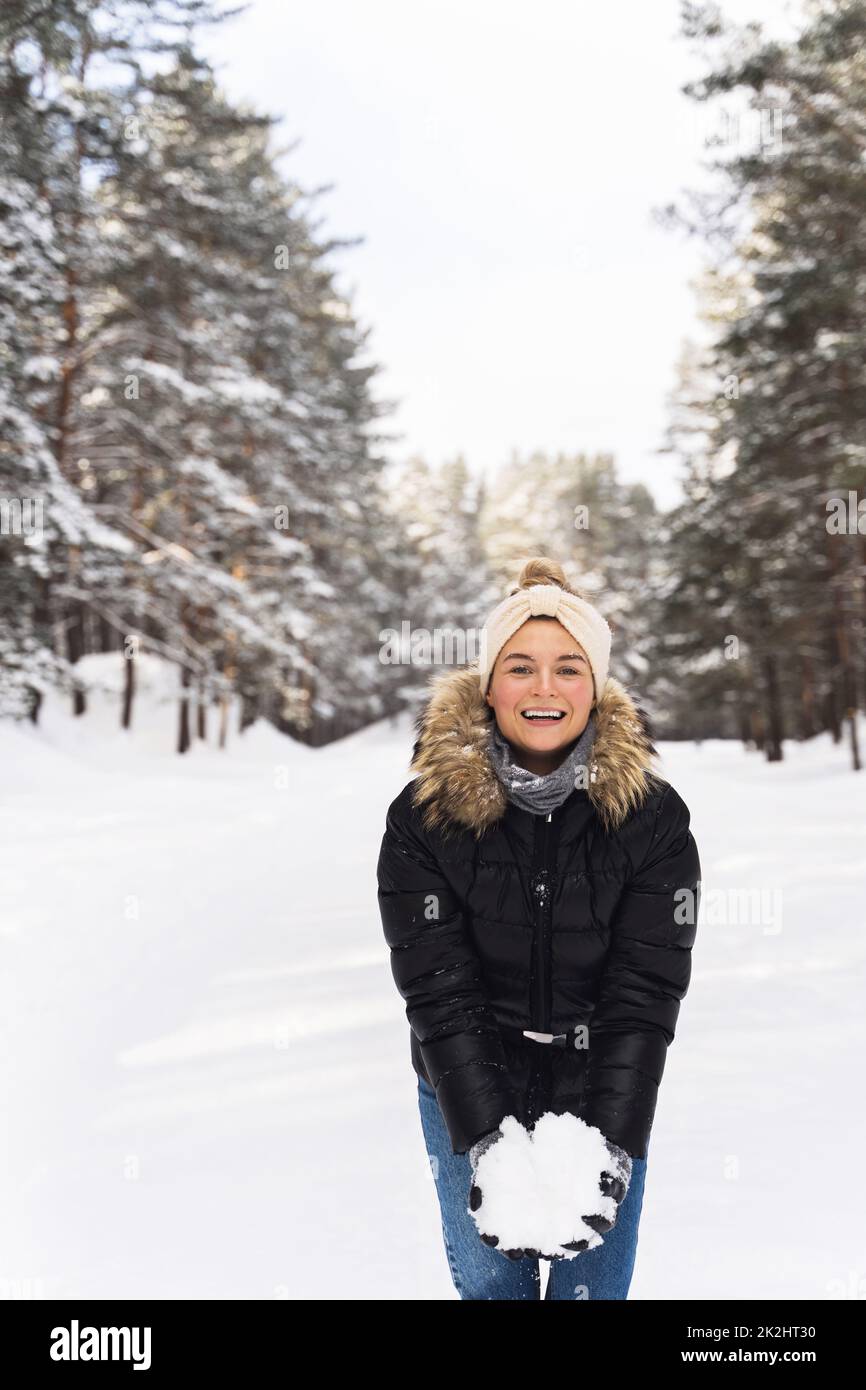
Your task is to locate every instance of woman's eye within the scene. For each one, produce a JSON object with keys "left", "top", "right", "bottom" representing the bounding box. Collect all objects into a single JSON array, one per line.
[{"left": 507, "top": 665, "right": 580, "bottom": 676}]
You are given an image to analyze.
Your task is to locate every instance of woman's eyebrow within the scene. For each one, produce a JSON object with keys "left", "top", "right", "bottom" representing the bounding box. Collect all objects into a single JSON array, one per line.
[{"left": 502, "top": 651, "right": 586, "bottom": 663}]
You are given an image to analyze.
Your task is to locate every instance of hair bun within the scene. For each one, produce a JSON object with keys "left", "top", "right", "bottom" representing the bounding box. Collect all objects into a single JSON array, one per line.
[{"left": 511, "top": 555, "right": 573, "bottom": 595}]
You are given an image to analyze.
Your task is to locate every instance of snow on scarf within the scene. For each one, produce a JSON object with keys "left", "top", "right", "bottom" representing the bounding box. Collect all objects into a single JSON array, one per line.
[{"left": 488, "top": 710, "right": 598, "bottom": 816}]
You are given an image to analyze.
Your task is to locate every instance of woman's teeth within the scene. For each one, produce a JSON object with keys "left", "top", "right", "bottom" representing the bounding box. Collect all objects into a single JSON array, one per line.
[{"left": 521, "top": 710, "right": 566, "bottom": 721}]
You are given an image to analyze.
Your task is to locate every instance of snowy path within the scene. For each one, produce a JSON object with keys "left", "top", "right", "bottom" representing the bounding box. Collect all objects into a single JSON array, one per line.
[{"left": 2, "top": 674, "right": 864, "bottom": 1299}]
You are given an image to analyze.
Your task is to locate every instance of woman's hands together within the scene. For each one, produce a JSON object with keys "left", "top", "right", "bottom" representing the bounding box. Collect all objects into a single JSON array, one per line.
[{"left": 467, "top": 1112, "right": 633, "bottom": 1262}]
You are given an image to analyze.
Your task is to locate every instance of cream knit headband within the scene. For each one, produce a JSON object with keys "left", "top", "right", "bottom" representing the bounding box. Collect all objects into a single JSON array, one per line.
[{"left": 478, "top": 583, "right": 612, "bottom": 700}]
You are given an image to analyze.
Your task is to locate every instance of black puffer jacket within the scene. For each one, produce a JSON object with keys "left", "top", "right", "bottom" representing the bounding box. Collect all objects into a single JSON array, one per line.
[{"left": 377, "top": 663, "right": 701, "bottom": 1161}]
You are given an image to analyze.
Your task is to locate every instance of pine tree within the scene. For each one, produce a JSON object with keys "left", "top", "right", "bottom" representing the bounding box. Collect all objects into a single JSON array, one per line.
[
  {"left": 1, "top": 1, "right": 398, "bottom": 748},
  {"left": 657, "top": 0, "right": 866, "bottom": 764}
]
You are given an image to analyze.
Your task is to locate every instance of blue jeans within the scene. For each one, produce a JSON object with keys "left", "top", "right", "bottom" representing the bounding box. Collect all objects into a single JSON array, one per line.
[{"left": 417, "top": 1073, "right": 648, "bottom": 1300}]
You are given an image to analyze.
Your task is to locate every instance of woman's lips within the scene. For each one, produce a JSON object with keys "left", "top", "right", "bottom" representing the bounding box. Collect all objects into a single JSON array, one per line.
[{"left": 520, "top": 710, "right": 567, "bottom": 725}]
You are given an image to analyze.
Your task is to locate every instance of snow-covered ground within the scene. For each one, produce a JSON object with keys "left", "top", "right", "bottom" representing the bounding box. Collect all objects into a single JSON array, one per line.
[{"left": 2, "top": 654, "right": 865, "bottom": 1300}]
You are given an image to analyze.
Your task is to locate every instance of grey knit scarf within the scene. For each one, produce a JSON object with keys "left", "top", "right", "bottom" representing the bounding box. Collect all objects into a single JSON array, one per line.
[{"left": 488, "top": 711, "right": 598, "bottom": 816}]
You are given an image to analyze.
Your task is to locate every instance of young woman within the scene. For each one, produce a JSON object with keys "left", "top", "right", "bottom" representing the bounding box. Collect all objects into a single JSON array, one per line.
[{"left": 377, "top": 556, "right": 701, "bottom": 1300}]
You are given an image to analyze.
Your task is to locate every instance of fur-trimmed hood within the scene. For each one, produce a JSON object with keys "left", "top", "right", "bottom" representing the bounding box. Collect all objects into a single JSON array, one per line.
[{"left": 409, "top": 663, "right": 663, "bottom": 839}]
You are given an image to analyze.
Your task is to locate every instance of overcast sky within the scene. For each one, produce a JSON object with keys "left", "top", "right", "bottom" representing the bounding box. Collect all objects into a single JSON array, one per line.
[{"left": 200, "top": 0, "right": 805, "bottom": 511}]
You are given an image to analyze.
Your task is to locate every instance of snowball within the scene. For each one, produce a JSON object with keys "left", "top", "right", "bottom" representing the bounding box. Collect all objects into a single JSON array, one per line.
[{"left": 469, "top": 1111, "right": 626, "bottom": 1260}]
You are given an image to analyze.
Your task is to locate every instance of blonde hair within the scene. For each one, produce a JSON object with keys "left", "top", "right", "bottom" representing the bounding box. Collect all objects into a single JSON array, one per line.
[{"left": 507, "top": 555, "right": 585, "bottom": 600}]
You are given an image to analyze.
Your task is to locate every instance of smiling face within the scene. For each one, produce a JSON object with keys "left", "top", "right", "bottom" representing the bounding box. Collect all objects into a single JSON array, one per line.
[{"left": 484, "top": 618, "right": 596, "bottom": 776}]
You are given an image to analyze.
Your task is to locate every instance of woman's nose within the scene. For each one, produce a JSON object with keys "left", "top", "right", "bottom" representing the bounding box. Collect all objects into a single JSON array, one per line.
[{"left": 531, "top": 675, "right": 556, "bottom": 696}]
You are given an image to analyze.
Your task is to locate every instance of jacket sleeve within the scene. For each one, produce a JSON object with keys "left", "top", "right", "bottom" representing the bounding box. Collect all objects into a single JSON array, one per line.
[
  {"left": 576, "top": 783, "right": 701, "bottom": 1160},
  {"left": 377, "top": 786, "right": 520, "bottom": 1155}
]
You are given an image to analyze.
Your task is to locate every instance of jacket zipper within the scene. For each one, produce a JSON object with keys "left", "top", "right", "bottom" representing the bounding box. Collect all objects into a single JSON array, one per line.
[
  {"left": 530, "top": 809, "right": 556, "bottom": 1031},
  {"left": 500, "top": 805, "right": 561, "bottom": 1126},
  {"left": 524, "top": 808, "right": 556, "bottom": 1125}
]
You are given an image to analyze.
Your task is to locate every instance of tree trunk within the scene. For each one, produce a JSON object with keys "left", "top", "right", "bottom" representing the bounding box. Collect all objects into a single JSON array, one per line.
[
  {"left": 197, "top": 681, "right": 207, "bottom": 740},
  {"left": 749, "top": 699, "right": 766, "bottom": 753},
  {"left": 239, "top": 690, "right": 258, "bottom": 732},
  {"left": 823, "top": 683, "right": 842, "bottom": 743},
  {"left": 861, "top": 532, "right": 866, "bottom": 707},
  {"left": 178, "top": 661, "right": 192, "bottom": 754},
  {"left": 826, "top": 535, "right": 861, "bottom": 770},
  {"left": 26, "top": 687, "right": 42, "bottom": 724},
  {"left": 218, "top": 692, "right": 230, "bottom": 750},
  {"left": 762, "top": 653, "right": 784, "bottom": 762},
  {"left": 121, "top": 643, "right": 135, "bottom": 731},
  {"left": 66, "top": 547, "right": 87, "bottom": 717},
  {"left": 798, "top": 652, "right": 817, "bottom": 741},
  {"left": 845, "top": 707, "right": 861, "bottom": 772}
]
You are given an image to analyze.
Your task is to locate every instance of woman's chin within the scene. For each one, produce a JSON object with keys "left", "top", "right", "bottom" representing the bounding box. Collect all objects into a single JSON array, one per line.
[
  {"left": 511, "top": 729, "right": 576, "bottom": 755},
  {"left": 513, "top": 720, "right": 578, "bottom": 743}
]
